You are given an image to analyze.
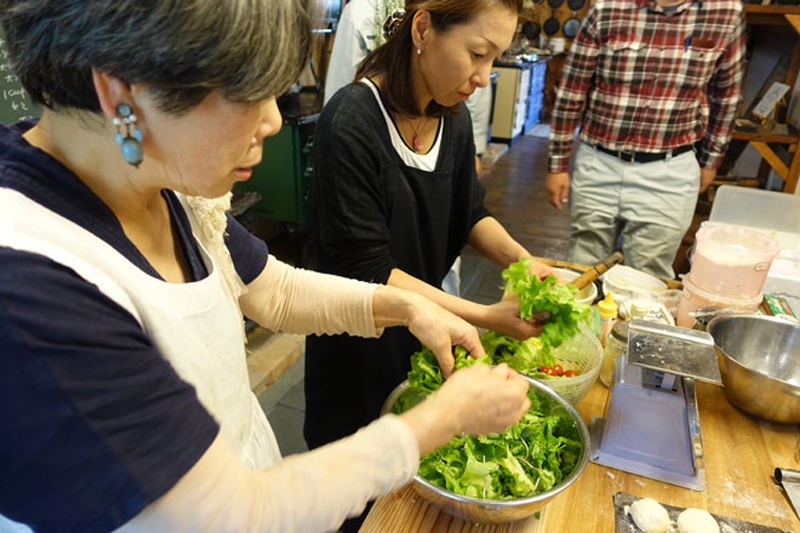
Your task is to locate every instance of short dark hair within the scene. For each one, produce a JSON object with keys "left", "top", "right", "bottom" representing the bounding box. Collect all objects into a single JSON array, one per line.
[
  {"left": 356, "top": 0, "right": 523, "bottom": 118},
  {"left": 0, "top": 0, "right": 312, "bottom": 115}
]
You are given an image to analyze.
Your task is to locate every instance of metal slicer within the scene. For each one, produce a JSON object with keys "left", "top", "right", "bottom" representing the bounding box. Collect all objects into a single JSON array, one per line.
[
  {"left": 589, "top": 319, "right": 722, "bottom": 491},
  {"left": 775, "top": 468, "right": 800, "bottom": 520}
]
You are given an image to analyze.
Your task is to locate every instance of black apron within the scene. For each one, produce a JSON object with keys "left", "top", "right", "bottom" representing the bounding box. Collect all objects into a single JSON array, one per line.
[{"left": 304, "top": 161, "right": 460, "bottom": 449}]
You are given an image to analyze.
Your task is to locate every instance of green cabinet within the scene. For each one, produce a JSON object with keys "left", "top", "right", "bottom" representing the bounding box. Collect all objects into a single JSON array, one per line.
[{"left": 234, "top": 117, "right": 316, "bottom": 225}]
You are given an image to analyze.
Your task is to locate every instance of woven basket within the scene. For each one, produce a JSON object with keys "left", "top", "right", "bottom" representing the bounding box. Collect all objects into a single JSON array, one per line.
[{"left": 535, "top": 324, "right": 602, "bottom": 405}]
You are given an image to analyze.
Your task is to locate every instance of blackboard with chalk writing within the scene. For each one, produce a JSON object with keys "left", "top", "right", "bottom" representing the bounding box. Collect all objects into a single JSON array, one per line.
[{"left": 0, "top": 28, "right": 41, "bottom": 125}]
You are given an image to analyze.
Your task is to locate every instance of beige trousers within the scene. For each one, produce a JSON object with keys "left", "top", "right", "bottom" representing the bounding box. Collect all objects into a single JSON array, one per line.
[{"left": 568, "top": 142, "right": 700, "bottom": 279}]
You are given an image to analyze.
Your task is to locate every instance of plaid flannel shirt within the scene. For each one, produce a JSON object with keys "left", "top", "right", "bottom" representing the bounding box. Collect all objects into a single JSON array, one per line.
[{"left": 548, "top": 0, "right": 745, "bottom": 173}]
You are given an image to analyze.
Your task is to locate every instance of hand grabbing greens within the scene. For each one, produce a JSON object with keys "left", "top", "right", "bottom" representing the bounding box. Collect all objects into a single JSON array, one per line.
[
  {"left": 502, "top": 258, "right": 589, "bottom": 348},
  {"left": 397, "top": 344, "right": 583, "bottom": 500}
]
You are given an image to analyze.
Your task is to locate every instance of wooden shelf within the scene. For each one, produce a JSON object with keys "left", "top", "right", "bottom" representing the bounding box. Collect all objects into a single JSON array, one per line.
[
  {"left": 732, "top": 123, "right": 800, "bottom": 143},
  {"left": 745, "top": 4, "right": 800, "bottom": 27},
  {"left": 731, "top": 122, "right": 800, "bottom": 191},
  {"left": 744, "top": 4, "right": 800, "bottom": 15}
]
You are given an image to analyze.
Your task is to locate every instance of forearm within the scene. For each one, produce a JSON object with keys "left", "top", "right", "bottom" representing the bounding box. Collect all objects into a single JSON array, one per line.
[
  {"left": 467, "top": 217, "right": 530, "bottom": 268},
  {"left": 240, "top": 255, "right": 380, "bottom": 338},
  {"left": 120, "top": 416, "right": 418, "bottom": 532},
  {"left": 399, "top": 394, "right": 459, "bottom": 457},
  {"left": 371, "top": 283, "right": 445, "bottom": 329},
  {"left": 386, "top": 268, "right": 490, "bottom": 329}
]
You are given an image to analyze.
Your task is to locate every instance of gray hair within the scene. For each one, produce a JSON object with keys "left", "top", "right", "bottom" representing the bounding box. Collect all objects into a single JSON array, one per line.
[{"left": 0, "top": 0, "right": 312, "bottom": 115}]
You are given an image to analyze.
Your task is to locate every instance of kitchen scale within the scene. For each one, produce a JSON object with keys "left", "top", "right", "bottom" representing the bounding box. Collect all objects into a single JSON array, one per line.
[{"left": 589, "top": 319, "right": 722, "bottom": 491}]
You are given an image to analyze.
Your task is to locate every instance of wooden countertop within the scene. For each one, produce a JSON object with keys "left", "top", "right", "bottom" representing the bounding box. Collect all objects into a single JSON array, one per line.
[{"left": 362, "top": 381, "right": 800, "bottom": 532}]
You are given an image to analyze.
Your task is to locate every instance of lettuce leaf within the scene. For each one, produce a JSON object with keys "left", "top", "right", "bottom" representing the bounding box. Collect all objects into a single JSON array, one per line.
[{"left": 502, "top": 258, "right": 590, "bottom": 347}]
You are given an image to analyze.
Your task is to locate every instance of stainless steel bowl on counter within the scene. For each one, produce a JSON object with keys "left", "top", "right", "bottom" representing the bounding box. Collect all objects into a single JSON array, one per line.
[
  {"left": 381, "top": 376, "right": 590, "bottom": 524},
  {"left": 707, "top": 314, "right": 800, "bottom": 424}
]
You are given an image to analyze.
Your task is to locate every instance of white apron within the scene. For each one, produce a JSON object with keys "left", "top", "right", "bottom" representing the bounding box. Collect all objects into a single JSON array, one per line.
[{"left": 0, "top": 188, "right": 282, "bottom": 470}]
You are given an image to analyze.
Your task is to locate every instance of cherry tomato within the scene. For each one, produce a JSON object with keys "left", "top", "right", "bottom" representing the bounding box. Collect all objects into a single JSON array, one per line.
[
  {"left": 564, "top": 369, "right": 577, "bottom": 377},
  {"left": 552, "top": 364, "right": 564, "bottom": 376},
  {"left": 539, "top": 366, "right": 553, "bottom": 376}
]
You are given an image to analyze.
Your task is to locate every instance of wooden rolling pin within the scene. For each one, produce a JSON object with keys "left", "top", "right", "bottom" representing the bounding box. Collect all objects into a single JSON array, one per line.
[
  {"left": 570, "top": 251, "right": 624, "bottom": 290},
  {"left": 526, "top": 256, "right": 593, "bottom": 273},
  {"left": 527, "top": 251, "right": 624, "bottom": 290},
  {"left": 528, "top": 251, "right": 683, "bottom": 290}
]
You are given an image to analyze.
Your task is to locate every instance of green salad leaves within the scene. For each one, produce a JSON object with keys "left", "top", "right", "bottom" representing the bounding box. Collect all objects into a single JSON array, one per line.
[
  {"left": 397, "top": 345, "right": 583, "bottom": 500},
  {"left": 502, "top": 258, "right": 589, "bottom": 347},
  {"left": 479, "top": 331, "right": 556, "bottom": 379},
  {"left": 391, "top": 258, "right": 592, "bottom": 500}
]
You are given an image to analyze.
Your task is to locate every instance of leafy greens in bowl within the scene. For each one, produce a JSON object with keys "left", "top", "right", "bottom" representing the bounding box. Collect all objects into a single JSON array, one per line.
[{"left": 384, "top": 349, "right": 590, "bottom": 523}]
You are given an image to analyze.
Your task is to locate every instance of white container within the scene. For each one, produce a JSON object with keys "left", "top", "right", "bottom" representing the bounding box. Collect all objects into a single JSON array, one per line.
[
  {"left": 691, "top": 224, "right": 780, "bottom": 299},
  {"left": 675, "top": 274, "right": 762, "bottom": 328},
  {"left": 602, "top": 265, "right": 666, "bottom": 306},
  {"left": 555, "top": 267, "right": 598, "bottom": 305},
  {"left": 710, "top": 185, "right": 800, "bottom": 233},
  {"left": 657, "top": 289, "right": 681, "bottom": 320}
]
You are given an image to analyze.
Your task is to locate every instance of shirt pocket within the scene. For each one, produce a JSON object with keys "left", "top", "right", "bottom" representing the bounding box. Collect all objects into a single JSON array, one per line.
[
  {"left": 602, "top": 40, "right": 648, "bottom": 85},
  {"left": 677, "top": 44, "right": 723, "bottom": 90}
]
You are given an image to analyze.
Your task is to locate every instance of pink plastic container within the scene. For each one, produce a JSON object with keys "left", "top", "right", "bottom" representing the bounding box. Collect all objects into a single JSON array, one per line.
[
  {"left": 676, "top": 274, "right": 762, "bottom": 328},
  {"left": 690, "top": 224, "right": 780, "bottom": 299}
]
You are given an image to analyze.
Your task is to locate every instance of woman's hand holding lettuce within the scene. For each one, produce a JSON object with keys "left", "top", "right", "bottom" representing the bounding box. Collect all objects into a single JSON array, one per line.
[
  {"left": 502, "top": 257, "right": 589, "bottom": 348},
  {"left": 479, "top": 299, "right": 551, "bottom": 341}
]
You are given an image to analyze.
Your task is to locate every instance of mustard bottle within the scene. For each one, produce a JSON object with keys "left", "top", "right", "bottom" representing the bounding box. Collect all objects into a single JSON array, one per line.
[{"left": 597, "top": 291, "right": 617, "bottom": 348}]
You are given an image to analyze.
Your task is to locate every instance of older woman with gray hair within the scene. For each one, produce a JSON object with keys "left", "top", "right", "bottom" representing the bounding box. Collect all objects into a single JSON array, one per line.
[{"left": 0, "top": 1, "right": 532, "bottom": 532}]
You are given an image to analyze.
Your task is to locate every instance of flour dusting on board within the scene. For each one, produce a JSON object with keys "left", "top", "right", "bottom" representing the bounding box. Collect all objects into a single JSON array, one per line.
[{"left": 715, "top": 478, "right": 792, "bottom": 523}]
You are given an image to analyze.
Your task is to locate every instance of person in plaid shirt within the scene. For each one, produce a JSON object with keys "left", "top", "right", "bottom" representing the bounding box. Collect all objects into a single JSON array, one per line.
[{"left": 546, "top": 0, "right": 745, "bottom": 278}]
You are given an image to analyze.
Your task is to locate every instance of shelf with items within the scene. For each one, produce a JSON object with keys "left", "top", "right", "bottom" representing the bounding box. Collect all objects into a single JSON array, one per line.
[
  {"left": 729, "top": 4, "right": 800, "bottom": 193},
  {"left": 523, "top": 60, "right": 548, "bottom": 134},
  {"left": 490, "top": 59, "right": 549, "bottom": 144}
]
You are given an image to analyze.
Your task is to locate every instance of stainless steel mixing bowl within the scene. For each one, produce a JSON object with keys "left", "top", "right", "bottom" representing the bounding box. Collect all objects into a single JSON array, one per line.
[
  {"left": 381, "top": 375, "right": 590, "bottom": 523},
  {"left": 707, "top": 314, "right": 800, "bottom": 424}
]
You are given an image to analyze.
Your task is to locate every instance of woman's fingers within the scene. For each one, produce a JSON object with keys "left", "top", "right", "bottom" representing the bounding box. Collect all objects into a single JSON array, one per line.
[
  {"left": 440, "top": 364, "right": 531, "bottom": 435},
  {"left": 406, "top": 296, "right": 483, "bottom": 377}
]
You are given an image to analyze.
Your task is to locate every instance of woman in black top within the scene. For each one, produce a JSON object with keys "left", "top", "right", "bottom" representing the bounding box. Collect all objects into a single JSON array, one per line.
[{"left": 304, "top": 0, "right": 555, "bottom": 457}]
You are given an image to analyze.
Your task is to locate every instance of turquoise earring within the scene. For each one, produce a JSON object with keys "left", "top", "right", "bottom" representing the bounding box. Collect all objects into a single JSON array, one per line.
[{"left": 113, "top": 103, "right": 143, "bottom": 167}]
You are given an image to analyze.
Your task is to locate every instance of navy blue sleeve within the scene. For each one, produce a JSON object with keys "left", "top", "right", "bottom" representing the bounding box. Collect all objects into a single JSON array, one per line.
[
  {"left": 0, "top": 248, "right": 219, "bottom": 533},
  {"left": 225, "top": 212, "right": 268, "bottom": 284}
]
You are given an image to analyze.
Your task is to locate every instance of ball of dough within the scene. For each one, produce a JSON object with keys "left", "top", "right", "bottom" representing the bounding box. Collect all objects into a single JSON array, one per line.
[
  {"left": 677, "top": 508, "right": 719, "bottom": 533},
  {"left": 629, "top": 498, "right": 671, "bottom": 533}
]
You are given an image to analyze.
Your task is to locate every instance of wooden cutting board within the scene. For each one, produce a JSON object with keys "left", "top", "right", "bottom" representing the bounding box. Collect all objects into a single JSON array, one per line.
[{"left": 360, "top": 483, "right": 548, "bottom": 532}]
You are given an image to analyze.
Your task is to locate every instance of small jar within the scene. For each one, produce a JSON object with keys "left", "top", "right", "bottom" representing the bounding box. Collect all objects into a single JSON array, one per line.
[
  {"left": 600, "top": 320, "right": 629, "bottom": 387},
  {"left": 629, "top": 299, "right": 653, "bottom": 320}
]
